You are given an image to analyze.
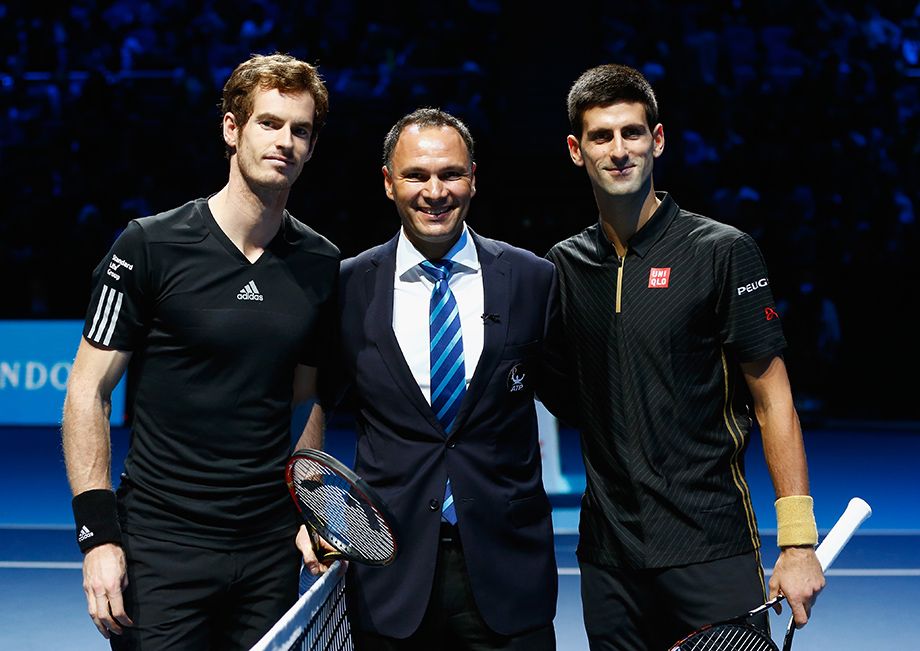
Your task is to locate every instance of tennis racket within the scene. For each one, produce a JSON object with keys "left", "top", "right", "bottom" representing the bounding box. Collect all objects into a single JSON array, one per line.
[
  {"left": 668, "top": 497, "right": 872, "bottom": 651},
  {"left": 286, "top": 448, "right": 399, "bottom": 566}
]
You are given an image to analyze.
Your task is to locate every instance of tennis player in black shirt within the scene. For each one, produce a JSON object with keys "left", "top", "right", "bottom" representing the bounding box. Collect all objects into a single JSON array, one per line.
[
  {"left": 546, "top": 64, "right": 825, "bottom": 650},
  {"left": 62, "top": 54, "right": 339, "bottom": 650}
]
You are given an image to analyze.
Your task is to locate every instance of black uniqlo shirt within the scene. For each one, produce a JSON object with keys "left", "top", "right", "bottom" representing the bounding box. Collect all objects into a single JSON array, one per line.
[
  {"left": 547, "top": 193, "right": 786, "bottom": 568},
  {"left": 83, "top": 198, "right": 339, "bottom": 548}
]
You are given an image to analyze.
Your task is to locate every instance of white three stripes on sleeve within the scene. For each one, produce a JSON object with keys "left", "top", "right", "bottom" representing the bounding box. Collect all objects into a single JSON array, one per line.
[{"left": 87, "top": 285, "right": 125, "bottom": 346}]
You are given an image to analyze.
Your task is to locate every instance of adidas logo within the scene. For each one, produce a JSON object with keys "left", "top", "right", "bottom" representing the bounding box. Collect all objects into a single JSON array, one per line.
[
  {"left": 237, "top": 280, "right": 264, "bottom": 301},
  {"left": 78, "top": 525, "right": 94, "bottom": 542}
]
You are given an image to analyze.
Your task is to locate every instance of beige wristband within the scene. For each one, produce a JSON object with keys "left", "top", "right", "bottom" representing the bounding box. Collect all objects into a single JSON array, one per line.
[{"left": 775, "top": 495, "right": 818, "bottom": 547}]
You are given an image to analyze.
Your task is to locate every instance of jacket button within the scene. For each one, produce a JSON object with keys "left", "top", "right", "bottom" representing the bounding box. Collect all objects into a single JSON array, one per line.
[
  {"left": 429, "top": 498, "right": 440, "bottom": 511},
  {"left": 447, "top": 441, "right": 456, "bottom": 449}
]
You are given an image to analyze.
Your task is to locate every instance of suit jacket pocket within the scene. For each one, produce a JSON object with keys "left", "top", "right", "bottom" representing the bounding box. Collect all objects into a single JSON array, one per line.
[{"left": 508, "top": 492, "right": 551, "bottom": 527}]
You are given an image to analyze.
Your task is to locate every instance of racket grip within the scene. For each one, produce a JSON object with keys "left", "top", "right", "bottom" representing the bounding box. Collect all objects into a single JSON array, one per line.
[
  {"left": 307, "top": 523, "right": 344, "bottom": 563},
  {"left": 814, "top": 497, "right": 872, "bottom": 572},
  {"left": 317, "top": 549, "right": 345, "bottom": 562}
]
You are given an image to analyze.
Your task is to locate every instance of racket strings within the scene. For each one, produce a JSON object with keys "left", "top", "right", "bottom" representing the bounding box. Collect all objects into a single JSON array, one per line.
[
  {"left": 674, "top": 623, "right": 778, "bottom": 651},
  {"left": 291, "top": 459, "right": 396, "bottom": 564}
]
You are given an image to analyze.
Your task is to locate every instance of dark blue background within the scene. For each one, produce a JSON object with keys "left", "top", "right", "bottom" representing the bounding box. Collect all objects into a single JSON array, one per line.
[{"left": 3, "top": 1, "right": 919, "bottom": 420}]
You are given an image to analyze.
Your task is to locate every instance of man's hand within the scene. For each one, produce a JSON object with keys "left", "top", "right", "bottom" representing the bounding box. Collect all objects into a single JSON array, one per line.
[
  {"left": 769, "top": 546, "right": 825, "bottom": 627},
  {"left": 82, "top": 543, "right": 133, "bottom": 638},
  {"left": 295, "top": 524, "right": 341, "bottom": 576}
]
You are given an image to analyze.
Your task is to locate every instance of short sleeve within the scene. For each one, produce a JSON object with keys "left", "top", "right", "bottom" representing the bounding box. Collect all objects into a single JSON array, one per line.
[
  {"left": 717, "top": 233, "right": 787, "bottom": 362},
  {"left": 315, "top": 261, "right": 350, "bottom": 413},
  {"left": 83, "top": 221, "right": 149, "bottom": 350},
  {"left": 298, "top": 257, "right": 340, "bottom": 368}
]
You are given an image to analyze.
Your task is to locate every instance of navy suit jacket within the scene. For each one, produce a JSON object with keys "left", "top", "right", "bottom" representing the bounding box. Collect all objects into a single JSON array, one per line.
[{"left": 323, "top": 229, "right": 562, "bottom": 638}]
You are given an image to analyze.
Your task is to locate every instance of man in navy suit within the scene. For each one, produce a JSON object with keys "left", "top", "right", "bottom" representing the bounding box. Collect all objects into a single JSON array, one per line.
[{"left": 296, "top": 108, "right": 566, "bottom": 649}]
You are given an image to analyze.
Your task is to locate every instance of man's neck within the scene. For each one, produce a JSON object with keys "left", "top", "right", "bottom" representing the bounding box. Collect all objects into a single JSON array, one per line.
[
  {"left": 208, "top": 177, "right": 289, "bottom": 262},
  {"left": 406, "top": 229, "right": 464, "bottom": 263},
  {"left": 596, "top": 185, "right": 660, "bottom": 258}
]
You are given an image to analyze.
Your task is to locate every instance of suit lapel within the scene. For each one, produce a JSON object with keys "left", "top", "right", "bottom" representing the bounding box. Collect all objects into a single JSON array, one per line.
[
  {"left": 448, "top": 231, "right": 510, "bottom": 437},
  {"left": 366, "top": 235, "right": 445, "bottom": 434}
]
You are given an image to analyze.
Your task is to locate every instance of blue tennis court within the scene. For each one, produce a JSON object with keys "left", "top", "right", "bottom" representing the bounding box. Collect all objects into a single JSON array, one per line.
[{"left": 1, "top": 421, "right": 918, "bottom": 650}]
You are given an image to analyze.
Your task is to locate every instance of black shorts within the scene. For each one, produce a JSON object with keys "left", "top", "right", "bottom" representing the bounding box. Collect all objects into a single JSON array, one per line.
[
  {"left": 110, "top": 531, "right": 301, "bottom": 651},
  {"left": 579, "top": 551, "right": 768, "bottom": 651}
]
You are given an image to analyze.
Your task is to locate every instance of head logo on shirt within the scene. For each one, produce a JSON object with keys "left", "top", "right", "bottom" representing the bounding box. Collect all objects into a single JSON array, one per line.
[{"left": 648, "top": 268, "right": 671, "bottom": 288}]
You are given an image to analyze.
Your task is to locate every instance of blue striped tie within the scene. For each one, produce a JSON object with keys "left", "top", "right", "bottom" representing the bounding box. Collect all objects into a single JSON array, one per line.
[{"left": 419, "top": 259, "right": 463, "bottom": 525}]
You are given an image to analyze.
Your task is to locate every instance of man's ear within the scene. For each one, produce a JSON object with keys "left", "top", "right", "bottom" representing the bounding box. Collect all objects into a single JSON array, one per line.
[
  {"left": 652, "top": 123, "right": 665, "bottom": 158},
  {"left": 566, "top": 135, "right": 585, "bottom": 167},
  {"left": 223, "top": 112, "right": 239, "bottom": 151},
  {"left": 382, "top": 165, "right": 395, "bottom": 201}
]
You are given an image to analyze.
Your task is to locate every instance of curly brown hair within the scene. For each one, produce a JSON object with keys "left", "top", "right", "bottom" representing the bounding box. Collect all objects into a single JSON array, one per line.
[{"left": 220, "top": 52, "right": 329, "bottom": 157}]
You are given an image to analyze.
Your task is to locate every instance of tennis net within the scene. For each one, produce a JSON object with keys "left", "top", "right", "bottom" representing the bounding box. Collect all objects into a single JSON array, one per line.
[{"left": 249, "top": 561, "right": 353, "bottom": 651}]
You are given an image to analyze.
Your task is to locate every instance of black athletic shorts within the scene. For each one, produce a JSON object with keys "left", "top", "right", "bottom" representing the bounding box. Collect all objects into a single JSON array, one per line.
[
  {"left": 110, "top": 531, "right": 301, "bottom": 651},
  {"left": 579, "top": 551, "right": 768, "bottom": 651}
]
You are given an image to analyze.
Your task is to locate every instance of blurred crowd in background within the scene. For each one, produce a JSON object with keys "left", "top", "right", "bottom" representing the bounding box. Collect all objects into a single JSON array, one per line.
[{"left": 2, "top": 1, "right": 918, "bottom": 420}]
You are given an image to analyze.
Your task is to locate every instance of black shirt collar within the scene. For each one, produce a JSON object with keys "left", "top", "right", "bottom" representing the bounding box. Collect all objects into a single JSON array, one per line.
[
  {"left": 593, "top": 192, "right": 680, "bottom": 260},
  {"left": 278, "top": 211, "right": 302, "bottom": 245}
]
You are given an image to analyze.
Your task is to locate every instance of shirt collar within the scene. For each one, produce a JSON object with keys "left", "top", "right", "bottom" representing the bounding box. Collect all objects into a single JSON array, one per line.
[
  {"left": 396, "top": 224, "right": 480, "bottom": 279},
  {"left": 593, "top": 191, "right": 680, "bottom": 260}
]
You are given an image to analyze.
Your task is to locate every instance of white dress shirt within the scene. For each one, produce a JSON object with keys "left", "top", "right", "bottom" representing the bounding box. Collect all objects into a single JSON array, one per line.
[{"left": 393, "top": 225, "right": 484, "bottom": 405}]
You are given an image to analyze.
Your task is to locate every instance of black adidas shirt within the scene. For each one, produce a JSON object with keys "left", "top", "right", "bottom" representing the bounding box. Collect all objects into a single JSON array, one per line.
[
  {"left": 547, "top": 193, "right": 786, "bottom": 568},
  {"left": 83, "top": 198, "right": 339, "bottom": 548}
]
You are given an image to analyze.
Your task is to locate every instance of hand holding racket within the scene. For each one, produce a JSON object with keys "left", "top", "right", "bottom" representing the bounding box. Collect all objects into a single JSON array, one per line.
[
  {"left": 295, "top": 523, "right": 341, "bottom": 576},
  {"left": 668, "top": 497, "right": 872, "bottom": 651},
  {"left": 767, "top": 539, "right": 824, "bottom": 627},
  {"left": 287, "top": 449, "right": 399, "bottom": 570}
]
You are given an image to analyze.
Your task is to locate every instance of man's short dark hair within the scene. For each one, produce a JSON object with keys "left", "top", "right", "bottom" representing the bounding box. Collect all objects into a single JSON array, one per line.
[
  {"left": 382, "top": 108, "right": 475, "bottom": 171},
  {"left": 567, "top": 64, "right": 659, "bottom": 138},
  {"left": 221, "top": 52, "right": 329, "bottom": 158}
]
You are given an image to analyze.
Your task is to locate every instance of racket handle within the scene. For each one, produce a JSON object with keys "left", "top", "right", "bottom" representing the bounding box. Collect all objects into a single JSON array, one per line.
[
  {"left": 307, "top": 523, "right": 345, "bottom": 563},
  {"left": 814, "top": 497, "right": 872, "bottom": 572},
  {"left": 749, "top": 497, "right": 872, "bottom": 619},
  {"left": 782, "top": 614, "right": 796, "bottom": 651},
  {"left": 318, "top": 549, "right": 345, "bottom": 562},
  {"left": 776, "top": 498, "right": 871, "bottom": 648}
]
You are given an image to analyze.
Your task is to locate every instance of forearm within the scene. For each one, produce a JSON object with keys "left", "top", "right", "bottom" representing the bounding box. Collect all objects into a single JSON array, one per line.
[
  {"left": 756, "top": 395, "right": 810, "bottom": 498},
  {"left": 295, "top": 402, "right": 326, "bottom": 450},
  {"left": 742, "top": 356, "right": 810, "bottom": 498},
  {"left": 760, "top": 408, "right": 809, "bottom": 497},
  {"left": 62, "top": 388, "right": 114, "bottom": 495},
  {"left": 61, "top": 340, "right": 130, "bottom": 496},
  {"left": 744, "top": 359, "right": 824, "bottom": 623},
  {"left": 63, "top": 343, "right": 131, "bottom": 556}
]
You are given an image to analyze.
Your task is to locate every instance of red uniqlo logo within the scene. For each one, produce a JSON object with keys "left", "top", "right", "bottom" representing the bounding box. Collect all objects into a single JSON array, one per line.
[{"left": 648, "top": 267, "right": 671, "bottom": 288}]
